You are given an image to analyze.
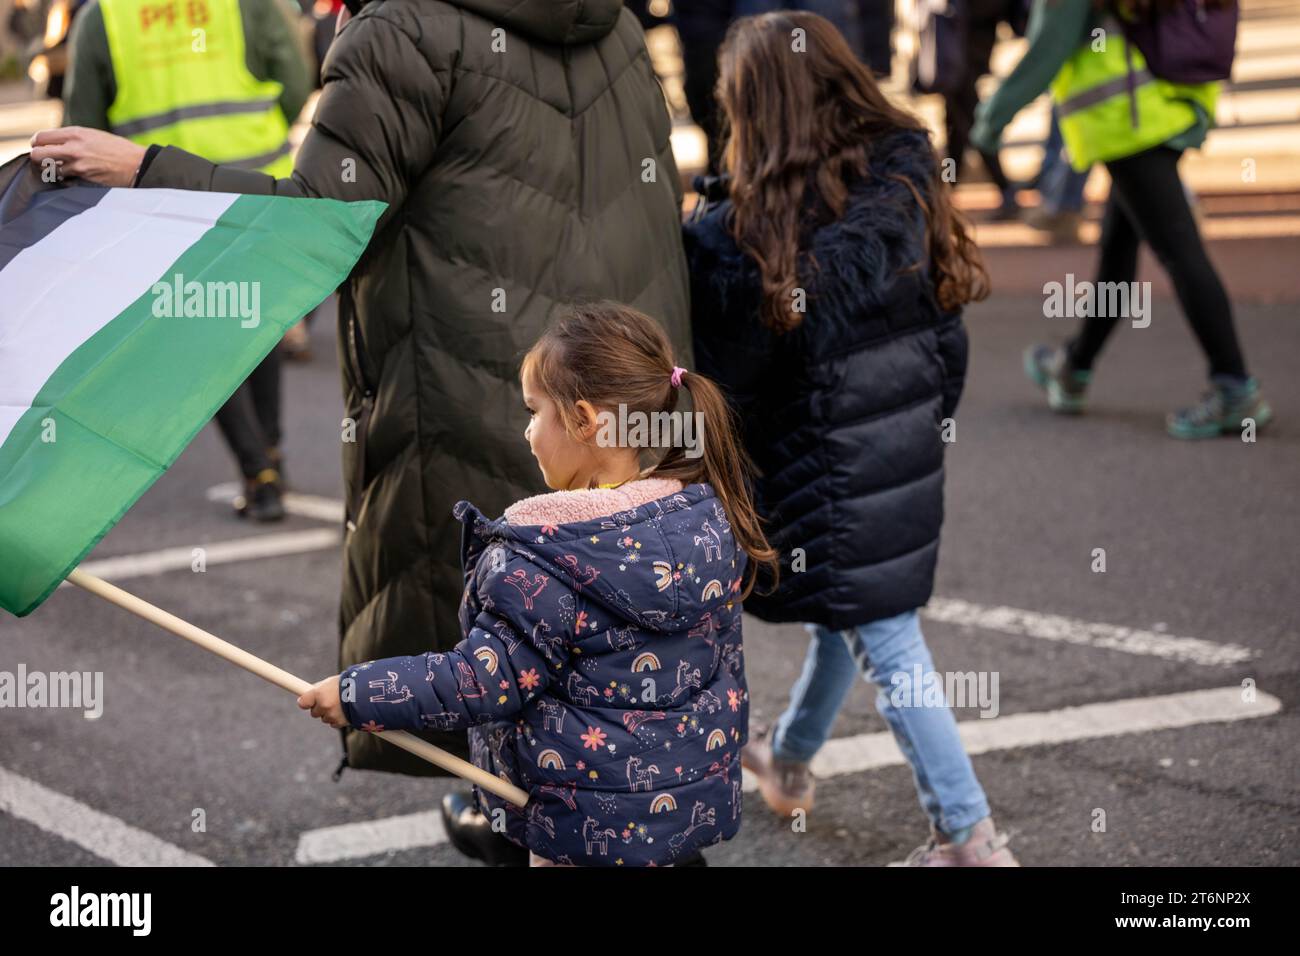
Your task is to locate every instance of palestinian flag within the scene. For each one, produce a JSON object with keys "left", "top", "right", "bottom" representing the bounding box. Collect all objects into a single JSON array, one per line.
[{"left": 0, "top": 156, "right": 383, "bottom": 616}]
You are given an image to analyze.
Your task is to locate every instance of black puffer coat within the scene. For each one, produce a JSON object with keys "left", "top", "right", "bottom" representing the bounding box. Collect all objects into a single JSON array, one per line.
[
  {"left": 137, "top": 0, "right": 691, "bottom": 774},
  {"left": 683, "top": 129, "right": 968, "bottom": 629}
]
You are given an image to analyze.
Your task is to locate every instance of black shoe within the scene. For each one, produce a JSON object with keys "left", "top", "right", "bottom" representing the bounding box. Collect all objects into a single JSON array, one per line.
[
  {"left": 441, "top": 791, "right": 529, "bottom": 866},
  {"left": 675, "top": 851, "right": 708, "bottom": 866},
  {"left": 234, "top": 469, "right": 285, "bottom": 522},
  {"left": 266, "top": 448, "right": 287, "bottom": 492}
]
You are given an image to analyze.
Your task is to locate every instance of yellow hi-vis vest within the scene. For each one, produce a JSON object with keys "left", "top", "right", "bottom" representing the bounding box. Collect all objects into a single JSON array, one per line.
[
  {"left": 1050, "top": 19, "right": 1220, "bottom": 172},
  {"left": 99, "top": 0, "right": 293, "bottom": 176}
]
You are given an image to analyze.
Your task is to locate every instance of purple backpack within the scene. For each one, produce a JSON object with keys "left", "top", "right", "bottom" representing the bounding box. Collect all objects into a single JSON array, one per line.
[{"left": 1119, "top": 0, "right": 1240, "bottom": 84}]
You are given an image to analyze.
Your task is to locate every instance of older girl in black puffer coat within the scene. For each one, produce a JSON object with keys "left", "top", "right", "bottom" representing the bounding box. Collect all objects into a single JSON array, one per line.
[{"left": 684, "top": 11, "right": 1018, "bottom": 866}]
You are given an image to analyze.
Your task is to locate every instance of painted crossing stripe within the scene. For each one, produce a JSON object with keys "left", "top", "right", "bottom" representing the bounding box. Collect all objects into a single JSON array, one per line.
[
  {"left": 295, "top": 809, "right": 447, "bottom": 865},
  {"left": 922, "top": 597, "right": 1256, "bottom": 666},
  {"left": 292, "top": 687, "right": 1280, "bottom": 862},
  {"left": 64, "top": 528, "right": 342, "bottom": 583},
  {"left": 0, "top": 763, "right": 215, "bottom": 866},
  {"left": 751, "top": 686, "right": 1282, "bottom": 791}
]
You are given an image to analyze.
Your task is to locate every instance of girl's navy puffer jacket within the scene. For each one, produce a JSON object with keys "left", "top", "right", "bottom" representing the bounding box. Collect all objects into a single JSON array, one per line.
[
  {"left": 340, "top": 481, "right": 747, "bottom": 866},
  {"left": 683, "top": 129, "right": 969, "bottom": 629}
]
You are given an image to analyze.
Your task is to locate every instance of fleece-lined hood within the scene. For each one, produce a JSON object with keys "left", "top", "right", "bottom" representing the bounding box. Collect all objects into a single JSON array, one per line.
[
  {"left": 455, "top": 481, "right": 745, "bottom": 637},
  {"left": 452, "top": 0, "right": 623, "bottom": 45}
]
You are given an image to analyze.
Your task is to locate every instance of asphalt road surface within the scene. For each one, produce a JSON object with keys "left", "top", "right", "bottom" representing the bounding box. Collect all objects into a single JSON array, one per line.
[{"left": 3, "top": 261, "right": 1296, "bottom": 866}]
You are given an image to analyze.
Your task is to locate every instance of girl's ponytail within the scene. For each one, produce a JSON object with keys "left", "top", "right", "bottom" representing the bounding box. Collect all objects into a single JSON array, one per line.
[{"left": 647, "top": 369, "right": 779, "bottom": 601}]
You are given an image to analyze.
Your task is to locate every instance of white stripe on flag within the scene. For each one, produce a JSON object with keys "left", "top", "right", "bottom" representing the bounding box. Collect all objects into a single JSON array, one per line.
[{"left": 0, "top": 188, "right": 240, "bottom": 448}]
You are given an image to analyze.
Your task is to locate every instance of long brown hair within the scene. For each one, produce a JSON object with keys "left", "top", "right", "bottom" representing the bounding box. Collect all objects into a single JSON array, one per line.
[
  {"left": 715, "top": 11, "right": 989, "bottom": 332},
  {"left": 520, "top": 301, "right": 779, "bottom": 600}
]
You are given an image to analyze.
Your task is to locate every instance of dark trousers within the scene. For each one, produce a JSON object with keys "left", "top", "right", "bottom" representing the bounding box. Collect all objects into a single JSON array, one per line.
[
  {"left": 942, "top": 11, "right": 1010, "bottom": 193},
  {"left": 674, "top": 0, "right": 734, "bottom": 174},
  {"left": 214, "top": 350, "right": 282, "bottom": 479},
  {"left": 1068, "top": 146, "right": 1248, "bottom": 380}
]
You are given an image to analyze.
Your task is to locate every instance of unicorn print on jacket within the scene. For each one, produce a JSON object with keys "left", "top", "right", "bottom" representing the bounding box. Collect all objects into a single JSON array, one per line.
[{"left": 339, "top": 478, "right": 748, "bottom": 866}]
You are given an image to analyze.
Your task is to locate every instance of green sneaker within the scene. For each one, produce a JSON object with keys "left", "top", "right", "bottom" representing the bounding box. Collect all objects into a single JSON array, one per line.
[
  {"left": 1167, "top": 377, "right": 1273, "bottom": 439},
  {"left": 1024, "top": 344, "right": 1091, "bottom": 413}
]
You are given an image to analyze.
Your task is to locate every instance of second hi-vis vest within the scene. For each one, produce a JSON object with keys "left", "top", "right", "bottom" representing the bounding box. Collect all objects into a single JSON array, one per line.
[
  {"left": 99, "top": 0, "right": 293, "bottom": 176},
  {"left": 1050, "top": 18, "right": 1220, "bottom": 171}
]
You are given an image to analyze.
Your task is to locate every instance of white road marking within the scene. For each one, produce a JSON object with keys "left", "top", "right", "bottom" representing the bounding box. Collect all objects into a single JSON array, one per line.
[
  {"left": 292, "top": 687, "right": 1279, "bottom": 860},
  {"left": 752, "top": 686, "right": 1281, "bottom": 791},
  {"left": 922, "top": 597, "right": 1256, "bottom": 666},
  {"left": 0, "top": 764, "right": 215, "bottom": 867},
  {"left": 294, "top": 809, "right": 447, "bottom": 865},
  {"left": 64, "top": 528, "right": 341, "bottom": 583}
]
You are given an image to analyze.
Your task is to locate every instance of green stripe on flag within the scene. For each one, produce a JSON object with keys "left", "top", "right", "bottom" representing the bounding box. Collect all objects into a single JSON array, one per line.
[{"left": 0, "top": 193, "right": 383, "bottom": 616}]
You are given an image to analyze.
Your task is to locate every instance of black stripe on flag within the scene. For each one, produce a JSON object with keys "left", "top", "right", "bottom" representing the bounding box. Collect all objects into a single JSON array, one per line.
[{"left": 0, "top": 154, "right": 110, "bottom": 274}]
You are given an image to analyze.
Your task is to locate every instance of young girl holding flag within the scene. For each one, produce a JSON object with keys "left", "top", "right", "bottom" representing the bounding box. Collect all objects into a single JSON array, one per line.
[{"left": 298, "top": 301, "right": 777, "bottom": 866}]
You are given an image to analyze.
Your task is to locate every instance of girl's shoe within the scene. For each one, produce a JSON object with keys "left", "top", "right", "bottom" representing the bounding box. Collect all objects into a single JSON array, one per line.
[
  {"left": 1167, "top": 377, "right": 1272, "bottom": 439},
  {"left": 441, "top": 792, "right": 528, "bottom": 866},
  {"left": 1024, "top": 344, "right": 1091, "bottom": 413},
  {"left": 741, "top": 729, "right": 815, "bottom": 817},
  {"left": 888, "top": 817, "right": 1020, "bottom": 867}
]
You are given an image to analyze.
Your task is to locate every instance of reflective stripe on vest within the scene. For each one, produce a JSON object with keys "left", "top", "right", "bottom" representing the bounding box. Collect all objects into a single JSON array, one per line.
[
  {"left": 1057, "top": 68, "right": 1155, "bottom": 117},
  {"left": 99, "top": 0, "right": 293, "bottom": 177},
  {"left": 1049, "top": 22, "right": 1219, "bottom": 172}
]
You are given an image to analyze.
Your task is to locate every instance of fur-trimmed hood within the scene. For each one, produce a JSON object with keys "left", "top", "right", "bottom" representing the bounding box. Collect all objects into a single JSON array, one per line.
[{"left": 455, "top": 481, "right": 746, "bottom": 637}]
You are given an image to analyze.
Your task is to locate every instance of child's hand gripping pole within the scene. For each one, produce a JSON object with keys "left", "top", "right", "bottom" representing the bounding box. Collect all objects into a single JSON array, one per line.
[{"left": 65, "top": 567, "right": 530, "bottom": 807}]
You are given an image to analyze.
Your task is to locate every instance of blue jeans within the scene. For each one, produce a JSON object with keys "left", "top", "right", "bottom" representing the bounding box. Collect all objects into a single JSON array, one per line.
[
  {"left": 1039, "top": 106, "right": 1089, "bottom": 215},
  {"left": 772, "top": 609, "right": 991, "bottom": 835}
]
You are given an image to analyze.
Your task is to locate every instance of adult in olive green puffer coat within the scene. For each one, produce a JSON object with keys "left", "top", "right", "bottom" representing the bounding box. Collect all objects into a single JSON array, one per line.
[{"left": 132, "top": 0, "right": 692, "bottom": 775}]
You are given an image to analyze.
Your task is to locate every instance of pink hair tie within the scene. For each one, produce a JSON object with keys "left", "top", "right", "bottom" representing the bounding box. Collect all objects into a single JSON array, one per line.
[{"left": 670, "top": 366, "right": 687, "bottom": 388}]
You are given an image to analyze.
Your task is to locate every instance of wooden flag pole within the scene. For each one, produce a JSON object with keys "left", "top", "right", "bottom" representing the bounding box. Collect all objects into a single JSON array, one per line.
[{"left": 66, "top": 567, "right": 529, "bottom": 807}]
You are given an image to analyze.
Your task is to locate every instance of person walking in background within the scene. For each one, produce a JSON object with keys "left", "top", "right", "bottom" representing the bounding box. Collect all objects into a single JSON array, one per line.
[
  {"left": 62, "top": 0, "right": 313, "bottom": 519},
  {"left": 857, "top": 0, "right": 896, "bottom": 77},
  {"left": 669, "top": 0, "right": 734, "bottom": 174},
  {"left": 972, "top": 0, "right": 1272, "bottom": 438},
  {"left": 941, "top": 0, "right": 1023, "bottom": 220},
  {"left": 684, "top": 11, "right": 1019, "bottom": 866},
  {"left": 1025, "top": 104, "right": 1090, "bottom": 243}
]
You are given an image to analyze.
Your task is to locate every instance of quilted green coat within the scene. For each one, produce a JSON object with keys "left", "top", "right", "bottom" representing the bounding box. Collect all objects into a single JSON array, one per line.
[{"left": 137, "top": 0, "right": 692, "bottom": 774}]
